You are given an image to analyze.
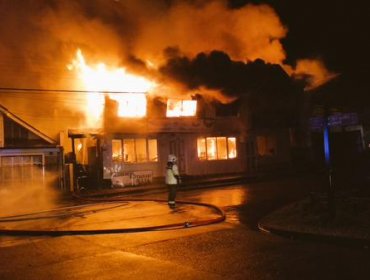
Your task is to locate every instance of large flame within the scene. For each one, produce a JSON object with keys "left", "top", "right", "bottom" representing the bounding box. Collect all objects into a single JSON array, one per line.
[{"left": 68, "top": 49, "right": 155, "bottom": 126}]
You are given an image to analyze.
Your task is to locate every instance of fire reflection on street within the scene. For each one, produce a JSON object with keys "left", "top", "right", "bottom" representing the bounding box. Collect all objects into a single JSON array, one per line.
[{"left": 187, "top": 186, "right": 248, "bottom": 224}]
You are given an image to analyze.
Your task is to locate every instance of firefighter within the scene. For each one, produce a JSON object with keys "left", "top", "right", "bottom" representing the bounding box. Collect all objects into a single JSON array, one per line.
[{"left": 165, "top": 154, "right": 181, "bottom": 208}]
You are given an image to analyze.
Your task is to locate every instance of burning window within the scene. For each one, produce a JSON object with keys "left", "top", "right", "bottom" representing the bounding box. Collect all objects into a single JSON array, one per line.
[
  {"left": 227, "top": 137, "right": 237, "bottom": 158},
  {"left": 197, "top": 137, "right": 237, "bottom": 160},
  {"left": 123, "top": 139, "right": 136, "bottom": 162},
  {"left": 135, "top": 138, "right": 147, "bottom": 162},
  {"left": 112, "top": 139, "right": 122, "bottom": 161},
  {"left": 68, "top": 49, "right": 155, "bottom": 124},
  {"left": 110, "top": 93, "right": 147, "bottom": 118},
  {"left": 73, "top": 137, "right": 98, "bottom": 165},
  {"left": 166, "top": 99, "right": 197, "bottom": 117},
  {"left": 148, "top": 139, "right": 158, "bottom": 161},
  {"left": 112, "top": 138, "right": 158, "bottom": 163}
]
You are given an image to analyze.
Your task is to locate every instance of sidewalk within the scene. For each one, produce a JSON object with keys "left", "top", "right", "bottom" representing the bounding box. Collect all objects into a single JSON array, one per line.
[
  {"left": 259, "top": 192, "right": 370, "bottom": 247},
  {"left": 77, "top": 173, "right": 250, "bottom": 198}
]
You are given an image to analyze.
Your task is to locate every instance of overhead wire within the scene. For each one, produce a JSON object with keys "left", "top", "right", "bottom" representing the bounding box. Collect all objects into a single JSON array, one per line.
[{"left": 0, "top": 87, "right": 145, "bottom": 94}]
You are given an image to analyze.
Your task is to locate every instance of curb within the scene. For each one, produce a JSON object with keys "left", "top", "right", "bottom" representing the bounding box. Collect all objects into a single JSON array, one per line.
[
  {"left": 77, "top": 176, "right": 249, "bottom": 198},
  {"left": 258, "top": 221, "right": 370, "bottom": 249}
]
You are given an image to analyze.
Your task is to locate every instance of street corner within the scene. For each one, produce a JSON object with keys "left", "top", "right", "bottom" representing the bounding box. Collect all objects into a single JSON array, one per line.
[{"left": 257, "top": 197, "right": 370, "bottom": 247}]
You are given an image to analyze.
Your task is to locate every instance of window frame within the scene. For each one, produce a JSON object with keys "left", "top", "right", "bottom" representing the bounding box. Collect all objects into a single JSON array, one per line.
[
  {"left": 197, "top": 136, "right": 238, "bottom": 161},
  {"left": 166, "top": 99, "right": 197, "bottom": 117},
  {"left": 112, "top": 137, "right": 158, "bottom": 163}
]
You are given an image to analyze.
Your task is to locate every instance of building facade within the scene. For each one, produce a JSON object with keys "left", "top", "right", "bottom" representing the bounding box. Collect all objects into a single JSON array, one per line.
[{"left": 67, "top": 96, "right": 253, "bottom": 189}]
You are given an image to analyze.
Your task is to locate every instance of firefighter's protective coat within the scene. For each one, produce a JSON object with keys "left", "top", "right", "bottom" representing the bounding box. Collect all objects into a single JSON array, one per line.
[
  {"left": 166, "top": 162, "right": 179, "bottom": 184},
  {"left": 165, "top": 154, "right": 180, "bottom": 185}
]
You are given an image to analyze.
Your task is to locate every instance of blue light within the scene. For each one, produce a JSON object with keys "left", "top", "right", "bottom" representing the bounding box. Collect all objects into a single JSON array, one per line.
[{"left": 323, "top": 124, "right": 331, "bottom": 166}]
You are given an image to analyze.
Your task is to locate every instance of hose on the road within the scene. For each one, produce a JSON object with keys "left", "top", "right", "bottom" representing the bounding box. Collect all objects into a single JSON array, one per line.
[{"left": 0, "top": 196, "right": 226, "bottom": 236}]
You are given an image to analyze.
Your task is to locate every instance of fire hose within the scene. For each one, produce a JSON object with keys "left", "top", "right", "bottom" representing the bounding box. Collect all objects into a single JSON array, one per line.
[{"left": 0, "top": 196, "right": 226, "bottom": 236}]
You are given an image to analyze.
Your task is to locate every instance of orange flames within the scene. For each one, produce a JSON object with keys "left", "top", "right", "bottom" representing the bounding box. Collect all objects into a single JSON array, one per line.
[
  {"left": 166, "top": 99, "right": 197, "bottom": 117},
  {"left": 68, "top": 49, "right": 156, "bottom": 126}
]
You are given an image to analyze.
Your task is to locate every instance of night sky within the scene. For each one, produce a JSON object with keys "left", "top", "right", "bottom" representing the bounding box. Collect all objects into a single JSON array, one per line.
[
  {"left": 234, "top": 0, "right": 368, "bottom": 112},
  {"left": 231, "top": 0, "right": 368, "bottom": 80}
]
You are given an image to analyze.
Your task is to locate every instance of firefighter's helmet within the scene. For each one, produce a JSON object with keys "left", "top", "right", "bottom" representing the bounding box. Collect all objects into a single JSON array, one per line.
[{"left": 168, "top": 154, "right": 177, "bottom": 163}]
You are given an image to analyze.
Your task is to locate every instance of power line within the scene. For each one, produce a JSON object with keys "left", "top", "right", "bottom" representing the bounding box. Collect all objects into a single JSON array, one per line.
[
  {"left": 0, "top": 94, "right": 103, "bottom": 105},
  {"left": 0, "top": 87, "right": 146, "bottom": 94}
]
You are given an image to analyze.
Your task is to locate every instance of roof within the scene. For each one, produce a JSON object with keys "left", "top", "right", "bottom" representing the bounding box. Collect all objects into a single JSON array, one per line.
[
  {"left": 0, "top": 104, "right": 57, "bottom": 145},
  {"left": 68, "top": 128, "right": 103, "bottom": 138}
]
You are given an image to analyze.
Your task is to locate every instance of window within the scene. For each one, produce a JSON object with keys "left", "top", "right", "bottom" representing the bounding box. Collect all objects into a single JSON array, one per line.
[
  {"left": 135, "top": 138, "right": 147, "bottom": 163},
  {"left": 123, "top": 139, "right": 135, "bottom": 162},
  {"left": 256, "top": 135, "right": 276, "bottom": 156},
  {"left": 110, "top": 93, "right": 147, "bottom": 117},
  {"left": 148, "top": 139, "right": 158, "bottom": 161},
  {"left": 166, "top": 99, "right": 197, "bottom": 117},
  {"left": 197, "top": 138, "right": 207, "bottom": 160},
  {"left": 228, "top": 137, "right": 237, "bottom": 159},
  {"left": 112, "top": 139, "right": 122, "bottom": 161},
  {"left": 112, "top": 138, "right": 158, "bottom": 163},
  {"left": 197, "top": 136, "right": 237, "bottom": 160}
]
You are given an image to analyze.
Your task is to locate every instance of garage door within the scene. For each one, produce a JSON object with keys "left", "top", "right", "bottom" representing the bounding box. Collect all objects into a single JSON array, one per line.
[{"left": 0, "top": 155, "right": 43, "bottom": 167}]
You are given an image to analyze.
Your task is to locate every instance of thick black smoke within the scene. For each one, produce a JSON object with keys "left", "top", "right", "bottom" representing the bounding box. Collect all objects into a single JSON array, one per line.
[{"left": 160, "top": 50, "right": 303, "bottom": 127}]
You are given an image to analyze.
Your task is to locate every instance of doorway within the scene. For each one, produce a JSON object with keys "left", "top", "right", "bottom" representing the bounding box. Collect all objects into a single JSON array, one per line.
[{"left": 169, "top": 135, "right": 186, "bottom": 174}]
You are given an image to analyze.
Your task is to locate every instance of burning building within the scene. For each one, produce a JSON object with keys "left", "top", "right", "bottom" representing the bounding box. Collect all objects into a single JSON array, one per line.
[
  {"left": 65, "top": 50, "right": 249, "bottom": 189},
  {"left": 0, "top": 1, "right": 338, "bottom": 191},
  {"left": 69, "top": 95, "right": 248, "bottom": 188}
]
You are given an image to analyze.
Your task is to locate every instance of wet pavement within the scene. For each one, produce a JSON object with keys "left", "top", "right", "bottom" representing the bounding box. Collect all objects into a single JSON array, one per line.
[
  {"left": 2, "top": 174, "right": 370, "bottom": 279},
  {"left": 0, "top": 200, "right": 224, "bottom": 233}
]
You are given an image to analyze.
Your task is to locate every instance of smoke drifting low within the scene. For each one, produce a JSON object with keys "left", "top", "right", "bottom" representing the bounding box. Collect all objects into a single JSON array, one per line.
[{"left": 0, "top": 167, "right": 60, "bottom": 217}]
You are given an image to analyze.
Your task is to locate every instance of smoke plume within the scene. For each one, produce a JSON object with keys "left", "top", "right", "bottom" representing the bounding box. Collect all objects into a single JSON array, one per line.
[{"left": 0, "top": 0, "right": 335, "bottom": 130}]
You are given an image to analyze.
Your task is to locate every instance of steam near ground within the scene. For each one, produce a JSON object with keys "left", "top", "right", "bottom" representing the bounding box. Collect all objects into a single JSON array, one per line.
[{"left": 0, "top": 166, "right": 60, "bottom": 217}]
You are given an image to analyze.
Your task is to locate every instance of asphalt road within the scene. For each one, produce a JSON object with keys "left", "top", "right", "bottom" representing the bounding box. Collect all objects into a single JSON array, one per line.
[{"left": 1, "top": 175, "right": 370, "bottom": 279}]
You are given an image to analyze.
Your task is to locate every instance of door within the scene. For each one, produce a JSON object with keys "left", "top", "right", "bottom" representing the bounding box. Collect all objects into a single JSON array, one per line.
[
  {"left": 246, "top": 138, "right": 258, "bottom": 175},
  {"left": 169, "top": 135, "right": 186, "bottom": 174}
]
